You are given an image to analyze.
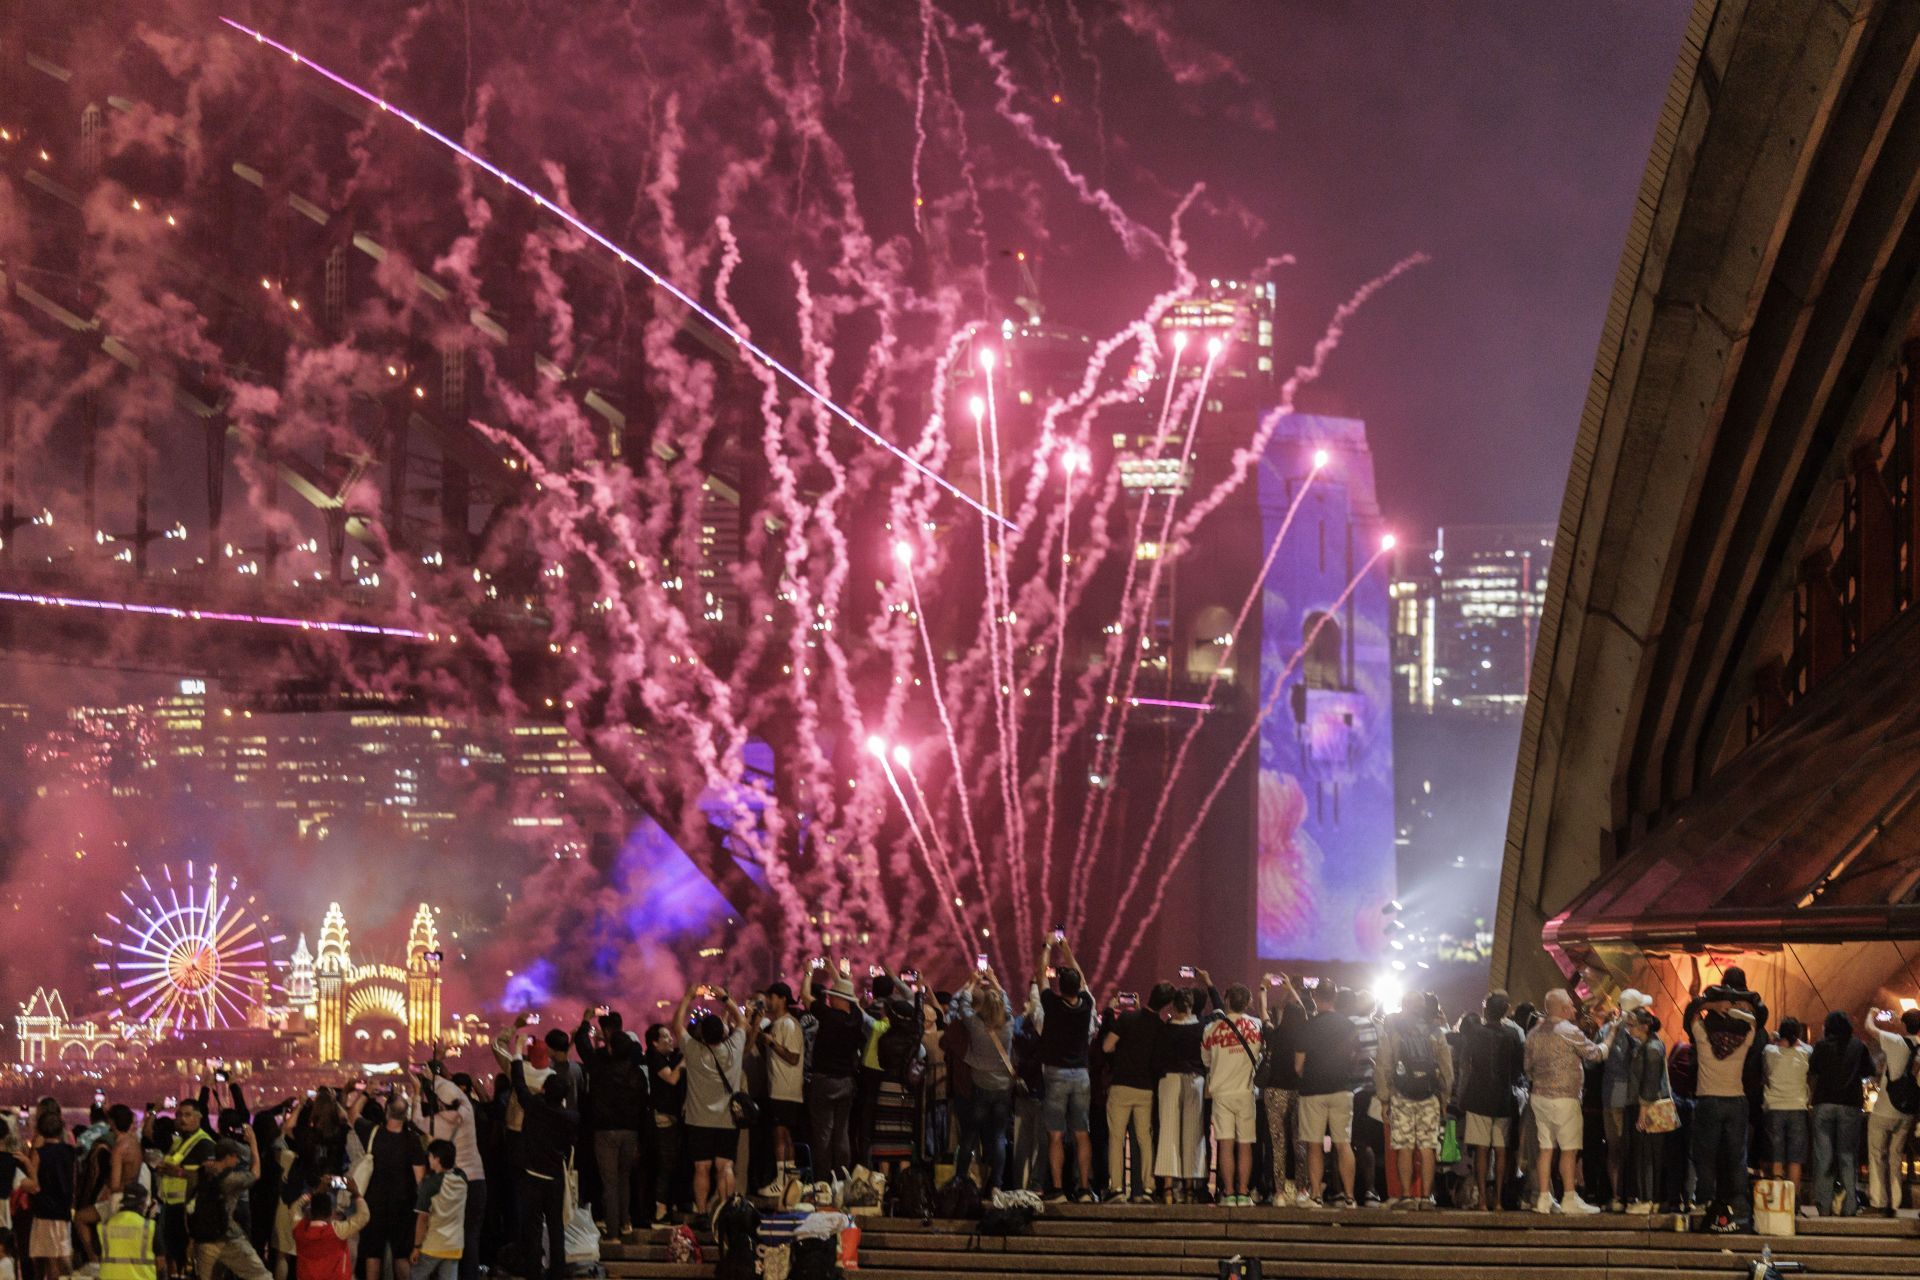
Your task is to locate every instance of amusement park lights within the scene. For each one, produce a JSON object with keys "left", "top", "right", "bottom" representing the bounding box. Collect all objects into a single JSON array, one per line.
[{"left": 221, "top": 16, "right": 1014, "bottom": 532}]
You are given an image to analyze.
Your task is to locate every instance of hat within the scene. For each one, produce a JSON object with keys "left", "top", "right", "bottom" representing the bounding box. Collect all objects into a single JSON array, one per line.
[
  {"left": 526, "top": 1039, "right": 551, "bottom": 1070},
  {"left": 1618, "top": 989, "right": 1652, "bottom": 1016},
  {"left": 826, "top": 975, "right": 857, "bottom": 1002},
  {"left": 119, "top": 1184, "right": 149, "bottom": 1212}
]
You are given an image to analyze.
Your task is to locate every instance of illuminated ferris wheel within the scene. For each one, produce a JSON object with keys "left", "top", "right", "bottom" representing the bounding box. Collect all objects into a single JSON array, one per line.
[{"left": 93, "top": 862, "right": 283, "bottom": 1031}]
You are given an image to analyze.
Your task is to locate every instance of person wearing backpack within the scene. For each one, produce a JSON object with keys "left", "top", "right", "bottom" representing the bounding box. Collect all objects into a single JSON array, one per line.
[
  {"left": 1865, "top": 1005, "right": 1920, "bottom": 1215},
  {"left": 1375, "top": 992, "right": 1453, "bottom": 1209},
  {"left": 188, "top": 1136, "right": 269, "bottom": 1280}
]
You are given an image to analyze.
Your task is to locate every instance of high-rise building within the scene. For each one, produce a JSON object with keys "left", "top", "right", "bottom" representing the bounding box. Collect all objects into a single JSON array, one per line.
[{"left": 1431, "top": 525, "right": 1552, "bottom": 715}]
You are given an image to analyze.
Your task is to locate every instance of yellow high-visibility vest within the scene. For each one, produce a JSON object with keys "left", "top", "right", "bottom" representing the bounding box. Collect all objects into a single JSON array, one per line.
[
  {"left": 156, "top": 1129, "right": 210, "bottom": 1206},
  {"left": 100, "top": 1209, "right": 156, "bottom": 1280}
]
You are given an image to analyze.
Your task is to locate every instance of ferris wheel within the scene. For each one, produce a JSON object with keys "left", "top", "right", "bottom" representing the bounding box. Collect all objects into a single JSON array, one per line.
[{"left": 93, "top": 862, "right": 283, "bottom": 1031}]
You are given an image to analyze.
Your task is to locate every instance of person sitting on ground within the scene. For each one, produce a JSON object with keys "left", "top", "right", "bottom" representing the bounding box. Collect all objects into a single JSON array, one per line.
[
  {"left": 1201, "top": 982, "right": 1263, "bottom": 1207},
  {"left": 1523, "top": 988, "right": 1607, "bottom": 1216},
  {"left": 291, "top": 1178, "right": 370, "bottom": 1280},
  {"left": 1376, "top": 991, "right": 1453, "bottom": 1210}
]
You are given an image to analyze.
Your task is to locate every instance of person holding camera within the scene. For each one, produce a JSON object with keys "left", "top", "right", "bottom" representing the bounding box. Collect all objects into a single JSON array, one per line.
[
  {"left": 508, "top": 1039, "right": 579, "bottom": 1280},
  {"left": 290, "top": 1175, "right": 369, "bottom": 1280}
]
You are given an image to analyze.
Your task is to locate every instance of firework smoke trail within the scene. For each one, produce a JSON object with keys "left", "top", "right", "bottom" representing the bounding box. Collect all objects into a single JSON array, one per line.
[
  {"left": 911, "top": 0, "right": 933, "bottom": 233},
  {"left": 1038, "top": 443, "right": 1088, "bottom": 924},
  {"left": 218, "top": 17, "right": 1013, "bottom": 533},
  {"left": 874, "top": 743, "right": 971, "bottom": 954},
  {"left": 896, "top": 752, "right": 979, "bottom": 953},
  {"left": 1104, "top": 449, "right": 1328, "bottom": 944},
  {"left": 946, "top": 15, "right": 1166, "bottom": 259},
  {"left": 1172, "top": 253, "right": 1429, "bottom": 545},
  {"left": 1067, "top": 338, "right": 1219, "bottom": 933},
  {"left": 898, "top": 546, "right": 994, "bottom": 937},
  {"left": 979, "top": 351, "right": 1031, "bottom": 929},
  {"left": 1101, "top": 542, "right": 1395, "bottom": 982}
]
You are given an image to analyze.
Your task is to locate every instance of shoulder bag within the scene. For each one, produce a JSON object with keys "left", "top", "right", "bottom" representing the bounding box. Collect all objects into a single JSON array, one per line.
[{"left": 704, "top": 1038, "right": 760, "bottom": 1129}]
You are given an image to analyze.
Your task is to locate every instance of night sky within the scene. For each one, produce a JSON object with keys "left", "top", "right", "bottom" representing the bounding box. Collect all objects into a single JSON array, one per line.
[{"left": 1071, "top": 2, "right": 1692, "bottom": 534}]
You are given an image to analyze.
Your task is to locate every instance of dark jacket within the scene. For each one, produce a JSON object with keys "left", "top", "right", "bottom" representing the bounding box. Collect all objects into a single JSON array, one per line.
[
  {"left": 1809, "top": 1035, "right": 1872, "bottom": 1108},
  {"left": 1455, "top": 1016, "right": 1525, "bottom": 1118},
  {"left": 510, "top": 1060, "right": 580, "bottom": 1181},
  {"left": 1632, "top": 1033, "right": 1670, "bottom": 1103},
  {"left": 573, "top": 1023, "right": 649, "bottom": 1131}
]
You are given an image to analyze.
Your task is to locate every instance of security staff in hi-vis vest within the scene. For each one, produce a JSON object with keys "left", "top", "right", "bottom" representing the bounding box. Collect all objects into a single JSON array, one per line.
[
  {"left": 101, "top": 1184, "right": 157, "bottom": 1280},
  {"left": 156, "top": 1100, "right": 211, "bottom": 1275}
]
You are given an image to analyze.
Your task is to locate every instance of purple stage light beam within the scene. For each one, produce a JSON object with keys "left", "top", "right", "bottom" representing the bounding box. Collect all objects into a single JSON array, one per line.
[{"left": 219, "top": 17, "right": 1014, "bottom": 533}]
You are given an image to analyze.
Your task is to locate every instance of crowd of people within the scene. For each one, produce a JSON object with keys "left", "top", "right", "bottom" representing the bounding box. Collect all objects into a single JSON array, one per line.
[{"left": 5, "top": 947, "right": 1920, "bottom": 1280}]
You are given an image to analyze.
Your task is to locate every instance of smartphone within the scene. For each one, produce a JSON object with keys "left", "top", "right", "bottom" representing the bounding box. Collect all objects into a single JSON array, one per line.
[
  {"left": 1178, "top": 965, "right": 1196, "bottom": 980},
  {"left": 1045, "top": 966, "right": 1057, "bottom": 980},
  {"left": 329, "top": 1176, "right": 347, "bottom": 1191},
  {"left": 1303, "top": 977, "right": 1321, "bottom": 990},
  {"left": 900, "top": 968, "right": 920, "bottom": 986},
  {"left": 810, "top": 957, "right": 827, "bottom": 970},
  {"left": 164, "top": 1096, "right": 177, "bottom": 1109},
  {"left": 306, "top": 1089, "right": 317, "bottom": 1100},
  {"left": 1118, "top": 992, "right": 1140, "bottom": 1010},
  {"left": 527, "top": 1012, "right": 542, "bottom": 1025},
  {"left": 595, "top": 1004, "right": 612, "bottom": 1017},
  {"left": 975, "top": 953, "right": 989, "bottom": 972},
  {"left": 868, "top": 964, "right": 884, "bottom": 978},
  {"left": 1051, "top": 926, "right": 1066, "bottom": 942},
  {"left": 215, "top": 1070, "right": 230, "bottom": 1083},
  {"left": 93, "top": 1089, "right": 106, "bottom": 1105}
]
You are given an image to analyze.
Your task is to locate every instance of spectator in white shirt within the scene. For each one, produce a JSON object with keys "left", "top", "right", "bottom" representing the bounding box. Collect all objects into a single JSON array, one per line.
[
  {"left": 1761, "top": 1018, "right": 1812, "bottom": 1193},
  {"left": 1865, "top": 1007, "right": 1920, "bottom": 1214}
]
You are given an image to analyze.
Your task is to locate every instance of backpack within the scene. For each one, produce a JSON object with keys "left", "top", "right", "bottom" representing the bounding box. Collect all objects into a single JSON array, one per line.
[
  {"left": 1391, "top": 1018, "right": 1440, "bottom": 1102},
  {"left": 971, "top": 1204, "right": 1035, "bottom": 1239},
  {"left": 885, "top": 1163, "right": 933, "bottom": 1221},
  {"left": 934, "top": 1176, "right": 983, "bottom": 1221},
  {"left": 713, "top": 1196, "right": 761, "bottom": 1278},
  {"left": 187, "top": 1176, "right": 231, "bottom": 1243},
  {"left": 876, "top": 1000, "right": 924, "bottom": 1083},
  {"left": 788, "top": 1236, "right": 840, "bottom": 1280},
  {"left": 1887, "top": 1037, "right": 1920, "bottom": 1115}
]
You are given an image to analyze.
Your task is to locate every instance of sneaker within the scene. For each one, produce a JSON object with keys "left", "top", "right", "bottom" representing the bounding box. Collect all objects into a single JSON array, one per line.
[
  {"left": 1280, "top": 1180, "right": 1298, "bottom": 1203},
  {"left": 1386, "top": 1197, "right": 1409, "bottom": 1210},
  {"left": 1073, "top": 1189, "right": 1097, "bottom": 1204},
  {"left": 1532, "top": 1193, "right": 1559, "bottom": 1215},
  {"left": 1624, "top": 1201, "right": 1655, "bottom": 1215},
  {"left": 1294, "top": 1191, "right": 1318, "bottom": 1209},
  {"left": 1327, "top": 1193, "right": 1356, "bottom": 1209},
  {"left": 1129, "top": 1192, "right": 1154, "bottom": 1205},
  {"left": 1606, "top": 1199, "right": 1624, "bottom": 1213},
  {"left": 756, "top": 1180, "right": 785, "bottom": 1198},
  {"left": 1560, "top": 1193, "right": 1602, "bottom": 1216}
]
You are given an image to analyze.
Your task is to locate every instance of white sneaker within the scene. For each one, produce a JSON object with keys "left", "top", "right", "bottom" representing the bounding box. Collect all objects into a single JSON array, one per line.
[
  {"left": 1532, "top": 1192, "right": 1559, "bottom": 1215},
  {"left": 756, "top": 1180, "right": 785, "bottom": 1198},
  {"left": 1560, "top": 1192, "right": 1602, "bottom": 1215}
]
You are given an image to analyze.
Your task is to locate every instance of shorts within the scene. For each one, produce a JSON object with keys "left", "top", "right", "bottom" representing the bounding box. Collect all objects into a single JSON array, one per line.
[
  {"left": 1298, "top": 1091, "right": 1355, "bottom": 1144},
  {"left": 30, "top": 1216, "right": 73, "bottom": 1260},
  {"left": 1041, "top": 1066, "right": 1092, "bottom": 1134},
  {"left": 1532, "top": 1095, "right": 1583, "bottom": 1151},
  {"left": 1211, "top": 1091, "right": 1257, "bottom": 1144},
  {"left": 768, "top": 1098, "right": 808, "bottom": 1135},
  {"left": 1462, "top": 1112, "right": 1510, "bottom": 1147},
  {"left": 687, "top": 1124, "right": 738, "bottom": 1163},
  {"left": 1768, "top": 1108, "right": 1810, "bottom": 1165},
  {"left": 364, "top": 1205, "right": 417, "bottom": 1261},
  {"left": 416, "top": 1258, "right": 460, "bottom": 1280},
  {"left": 1387, "top": 1094, "right": 1442, "bottom": 1150}
]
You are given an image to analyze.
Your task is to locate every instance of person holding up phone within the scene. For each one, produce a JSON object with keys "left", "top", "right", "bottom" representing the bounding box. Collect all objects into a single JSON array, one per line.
[
  {"left": 950, "top": 964, "right": 1016, "bottom": 1192},
  {"left": 1102, "top": 983, "right": 1171, "bottom": 1203},
  {"left": 1032, "top": 932, "right": 1098, "bottom": 1203}
]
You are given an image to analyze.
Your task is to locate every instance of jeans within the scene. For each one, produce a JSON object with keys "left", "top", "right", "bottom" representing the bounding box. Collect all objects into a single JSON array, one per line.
[
  {"left": 595, "top": 1129, "right": 640, "bottom": 1237},
  {"left": 416, "top": 1259, "right": 460, "bottom": 1280},
  {"left": 1011, "top": 1093, "right": 1045, "bottom": 1190},
  {"left": 808, "top": 1074, "right": 856, "bottom": 1174},
  {"left": 460, "top": 1177, "right": 487, "bottom": 1280},
  {"left": 514, "top": 1171, "right": 567, "bottom": 1280},
  {"left": 1812, "top": 1102, "right": 1862, "bottom": 1216},
  {"left": 1867, "top": 1107, "right": 1911, "bottom": 1210},
  {"left": 1691, "top": 1096, "right": 1750, "bottom": 1219},
  {"left": 954, "top": 1087, "right": 1012, "bottom": 1189},
  {"left": 1041, "top": 1066, "right": 1092, "bottom": 1133}
]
